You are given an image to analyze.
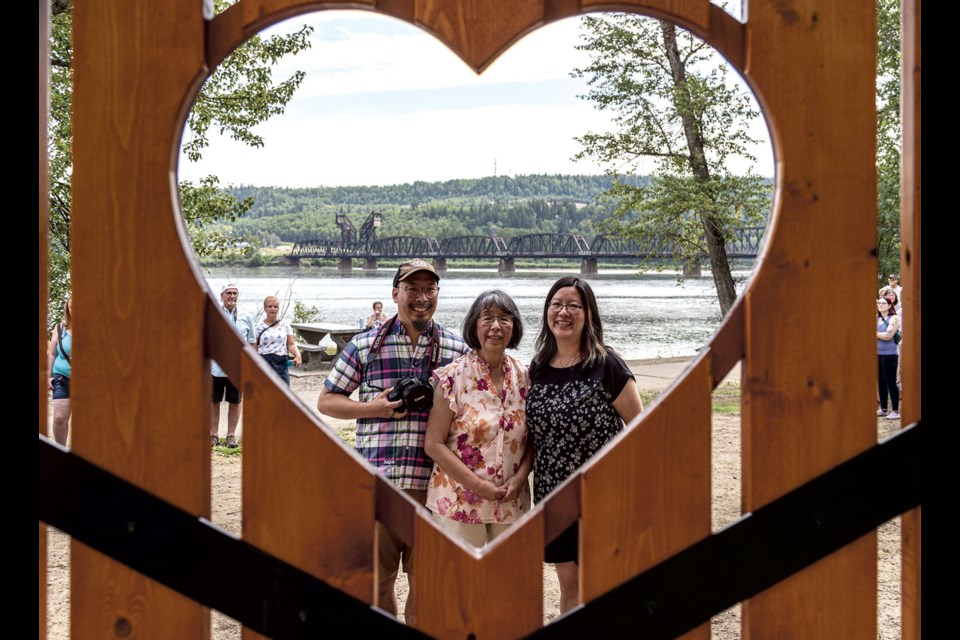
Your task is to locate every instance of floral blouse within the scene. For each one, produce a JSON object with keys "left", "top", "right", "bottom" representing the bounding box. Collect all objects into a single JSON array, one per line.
[{"left": 426, "top": 351, "right": 531, "bottom": 524}]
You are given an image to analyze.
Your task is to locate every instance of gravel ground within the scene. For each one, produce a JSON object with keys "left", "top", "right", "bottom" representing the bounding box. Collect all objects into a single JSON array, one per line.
[{"left": 43, "top": 364, "right": 904, "bottom": 639}]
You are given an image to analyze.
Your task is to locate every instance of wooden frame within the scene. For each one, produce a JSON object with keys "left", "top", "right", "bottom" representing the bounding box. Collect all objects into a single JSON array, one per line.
[{"left": 41, "top": 1, "right": 920, "bottom": 637}]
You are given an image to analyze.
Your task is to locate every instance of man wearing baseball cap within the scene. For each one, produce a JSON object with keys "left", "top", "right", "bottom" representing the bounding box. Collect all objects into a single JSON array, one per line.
[
  {"left": 211, "top": 283, "right": 256, "bottom": 448},
  {"left": 887, "top": 274, "right": 902, "bottom": 299},
  {"left": 317, "top": 258, "right": 469, "bottom": 623}
]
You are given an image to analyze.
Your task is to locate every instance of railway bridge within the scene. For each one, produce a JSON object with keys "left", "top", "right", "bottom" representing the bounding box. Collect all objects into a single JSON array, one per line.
[{"left": 289, "top": 213, "right": 765, "bottom": 274}]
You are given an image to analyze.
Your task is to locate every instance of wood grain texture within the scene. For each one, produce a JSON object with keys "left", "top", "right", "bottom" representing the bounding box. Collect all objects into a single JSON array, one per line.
[
  {"left": 580, "top": 355, "right": 712, "bottom": 640},
  {"left": 414, "top": 0, "right": 545, "bottom": 72},
  {"left": 706, "top": 1, "right": 744, "bottom": 71},
  {"left": 582, "top": 0, "right": 710, "bottom": 33},
  {"left": 241, "top": 356, "right": 377, "bottom": 604},
  {"left": 740, "top": 0, "right": 879, "bottom": 636},
  {"left": 208, "top": 1, "right": 377, "bottom": 69},
  {"left": 39, "top": 1, "right": 49, "bottom": 636},
  {"left": 900, "top": 1, "right": 921, "bottom": 638},
  {"left": 52, "top": 1, "right": 919, "bottom": 637},
  {"left": 412, "top": 510, "right": 545, "bottom": 639},
  {"left": 708, "top": 299, "right": 744, "bottom": 388},
  {"left": 70, "top": 0, "right": 211, "bottom": 637}
]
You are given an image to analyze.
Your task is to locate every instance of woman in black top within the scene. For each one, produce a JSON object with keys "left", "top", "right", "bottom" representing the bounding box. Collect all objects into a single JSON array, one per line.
[{"left": 526, "top": 276, "right": 644, "bottom": 614}]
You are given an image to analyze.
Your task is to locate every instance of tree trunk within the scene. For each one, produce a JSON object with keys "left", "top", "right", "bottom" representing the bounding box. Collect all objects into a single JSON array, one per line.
[{"left": 661, "top": 22, "right": 738, "bottom": 316}]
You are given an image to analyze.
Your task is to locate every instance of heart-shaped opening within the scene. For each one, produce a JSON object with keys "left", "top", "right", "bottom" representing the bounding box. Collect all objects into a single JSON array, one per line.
[{"left": 175, "top": 4, "right": 774, "bottom": 630}]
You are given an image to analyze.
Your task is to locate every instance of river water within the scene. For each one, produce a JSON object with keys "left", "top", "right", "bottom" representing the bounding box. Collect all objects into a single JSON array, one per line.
[{"left": 203, "top": 266, "right": 752, "bottom": 362}]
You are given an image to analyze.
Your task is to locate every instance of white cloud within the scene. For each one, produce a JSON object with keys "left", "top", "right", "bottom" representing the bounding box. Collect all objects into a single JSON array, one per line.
[{"left": 179, "top": 11, "right": 773, "bottom": 188}]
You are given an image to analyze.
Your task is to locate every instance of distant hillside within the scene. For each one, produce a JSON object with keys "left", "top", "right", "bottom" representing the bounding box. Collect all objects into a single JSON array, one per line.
[
  {"left": 228, "top": 174, "right": 650, "bottom": 219},
  {"left": 212, "top": 173, "right": 767, "bottom": 246}
]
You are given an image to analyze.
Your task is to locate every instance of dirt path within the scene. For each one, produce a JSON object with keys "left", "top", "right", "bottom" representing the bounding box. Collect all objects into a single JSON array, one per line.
[{"left": 43, "top": 365, "right": 903, "bottom": 639}]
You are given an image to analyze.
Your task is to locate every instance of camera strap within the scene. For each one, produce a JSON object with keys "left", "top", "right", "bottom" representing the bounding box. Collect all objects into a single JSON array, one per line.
[{"left": 367, "top": 314, "right": 439, "bottom": 373}]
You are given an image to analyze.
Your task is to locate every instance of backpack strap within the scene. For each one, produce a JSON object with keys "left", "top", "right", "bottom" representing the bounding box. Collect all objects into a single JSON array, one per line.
[
  {"left": 57, "top": 323, "right": 71, "bottom": 364},
  {"left": 256, "top": 320, "right": 281, "bottom": 347}
]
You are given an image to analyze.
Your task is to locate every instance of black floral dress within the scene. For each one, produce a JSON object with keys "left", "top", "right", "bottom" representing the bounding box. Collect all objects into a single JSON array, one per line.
[{"left": 527, "top": 350, "right": 633, "bottom": 562}]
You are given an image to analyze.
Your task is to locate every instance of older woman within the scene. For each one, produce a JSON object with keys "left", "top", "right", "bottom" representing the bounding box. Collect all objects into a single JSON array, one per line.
[
  {"left": 424, "top": 289, "right": 532, "bottom": 548},
  {"left": 47, "top": 293, "right": 73, "bottom": 446},
  {"left": 876, "top": 297, "right": 900, "bottom": 420},
  {"left": 526, "top": 276, "right": 643, "bottom": 613},
  {"left": 255, "top": 295, "right": 302, "bottom": 386}
]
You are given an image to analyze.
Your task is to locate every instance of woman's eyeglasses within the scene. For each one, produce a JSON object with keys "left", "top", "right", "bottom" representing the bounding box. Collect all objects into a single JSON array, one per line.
[
  {"left": 549, "top": 301, "right": 584, "bottom": 314},
  {"left": 478, "top": 315, "right": 514, "bottom": 326}
]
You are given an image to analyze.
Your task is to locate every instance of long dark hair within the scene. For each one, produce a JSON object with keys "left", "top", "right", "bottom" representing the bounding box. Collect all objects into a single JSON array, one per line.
[
  {"left": 877, "top": 298, "right": 897, "bottom": 319},
  {"left": 532, "top": 276, "right": 608, "bottom": 369}
]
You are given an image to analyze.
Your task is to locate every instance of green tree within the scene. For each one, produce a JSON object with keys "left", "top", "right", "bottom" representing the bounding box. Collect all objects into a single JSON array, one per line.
[
  {"left": 876, "top": 0, "right": 901, "bottom": 287},
  {"left": 572, "top": 13, "right": 769, "bottom": 316},
  {"left": 46, "top": 0, "right": 312, "bottom": 325}
]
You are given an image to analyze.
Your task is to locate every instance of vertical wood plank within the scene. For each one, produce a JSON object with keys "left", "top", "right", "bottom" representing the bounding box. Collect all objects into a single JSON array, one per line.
[
  {"left": 413, "top": 510, "right": 544, "bottom": 639},
  {"left": 899, "top": 0, "right": 921, "bottom": 638},
  {"left": 70, "top": 0, "right": 212, "bottom": 637},
  {"left": 241, "top": 361, "right": 377, "bottom": 608},
  {"left": 741, "top": 1, "right": 879, "bottom": 637},
  {"left": 39, "top": 0, "right": 49, "bottom": 636},
  {"left": 580, "top": 355, "right": 712, "bottom": 640}
]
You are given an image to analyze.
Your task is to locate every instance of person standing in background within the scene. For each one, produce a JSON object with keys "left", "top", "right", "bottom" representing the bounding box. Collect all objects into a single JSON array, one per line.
[
  {"left": 366, "top": 300, "right": 387, "bottom": 330},
  {"left": 210, "top": 283, "right": 256, "bottom": 448},
  {"left": 876, "top": 297, "right": 900, "bottom": 420},
  {"left": 256, "top": 295, "right": 302, "bottom": 386},
  {"left": 48, "top": 293, "right": 73, "bottom": 446}
]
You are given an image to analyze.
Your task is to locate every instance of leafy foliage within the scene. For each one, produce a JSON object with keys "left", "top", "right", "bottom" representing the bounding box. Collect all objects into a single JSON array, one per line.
[
  {"left": 180, "top": 176, "right": 257, "bottom": 258},
  {"left": 571, "top": 14, "right": 770, "bottom": 315},
  {"left": 181, "top": 1, "right": 312, "bottom": 163},
  {"left": 193, "top": 175, "right": 683, "bottom": 247},
  {"left": 876, "top": 0, "right": 901, "bottom": 286}
]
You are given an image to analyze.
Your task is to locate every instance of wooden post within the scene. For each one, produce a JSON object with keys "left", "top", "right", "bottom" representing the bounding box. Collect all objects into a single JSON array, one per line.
[
  {"left": 39, "top": 1, "right": 49, "bottom": 637},
  {"left": 741, "top": 1, "right": 879, "bottom": 637},
  {"left": 70, "top": 1, "right": 211, "bottom": 637},
  {"left": 900, "top": 0, "right": 921, "bottom": 637}
]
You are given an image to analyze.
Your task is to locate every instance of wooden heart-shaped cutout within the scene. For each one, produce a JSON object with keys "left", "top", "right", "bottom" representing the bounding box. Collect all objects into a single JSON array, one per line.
[{"left": 190, "top": 3, "right": 761, "bottom": 638}]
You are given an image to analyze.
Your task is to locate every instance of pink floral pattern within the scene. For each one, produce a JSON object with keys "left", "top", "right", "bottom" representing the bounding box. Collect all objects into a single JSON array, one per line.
[{"left": 426, "top": 352, "right": 531, "bottom": 524}]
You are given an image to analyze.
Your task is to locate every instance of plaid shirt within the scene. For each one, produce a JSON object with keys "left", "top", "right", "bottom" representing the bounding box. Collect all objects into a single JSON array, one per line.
[{"left": 323, "top": 319, "right": 469, "bottom": 490}]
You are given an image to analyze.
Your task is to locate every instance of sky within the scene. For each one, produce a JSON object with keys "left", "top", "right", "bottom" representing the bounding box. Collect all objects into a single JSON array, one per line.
[{"left": 177, "top": 9, "right": 774, "bottom": 189}]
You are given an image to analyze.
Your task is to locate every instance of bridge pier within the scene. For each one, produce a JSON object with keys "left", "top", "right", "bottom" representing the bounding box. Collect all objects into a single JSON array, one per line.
[
  {"left": 580, "top": 258, "right": 598, "bottom": 275},
  {"left": 683, "top": 259, "right": 702, "bottom": 278},
  {"left": 363, "top": 258, "right": 378, "bottom": 271},
  {"left": 432, "top": 258, "right": 447, "bottom": 274},
  {"left": 338, "top": 258, "right": 353, "bottom": 273},
  {"left": 498, "top": 257, "right": 515, "bottom": 275},
  {"left": 287, "top": 257, "right": 300, "bottom": 267}
]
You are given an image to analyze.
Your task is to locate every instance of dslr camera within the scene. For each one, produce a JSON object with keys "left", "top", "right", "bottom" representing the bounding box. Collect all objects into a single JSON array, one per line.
[{"left": 388, "top": 376, "right": 434, "bottom": 413}]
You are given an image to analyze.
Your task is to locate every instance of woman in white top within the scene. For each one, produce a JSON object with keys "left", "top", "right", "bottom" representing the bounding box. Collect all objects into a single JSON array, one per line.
[{"left": 255, "top": 295, "right": 301, "bottom": 386}]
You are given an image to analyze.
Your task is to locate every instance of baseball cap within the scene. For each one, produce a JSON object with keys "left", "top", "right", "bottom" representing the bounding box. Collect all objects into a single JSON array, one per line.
[
  {"left": 220, "top": 283, "right": 239, "bottom": 294},
  {"left": 393, "top": 259, "right": 439, "bottom": 287}
]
